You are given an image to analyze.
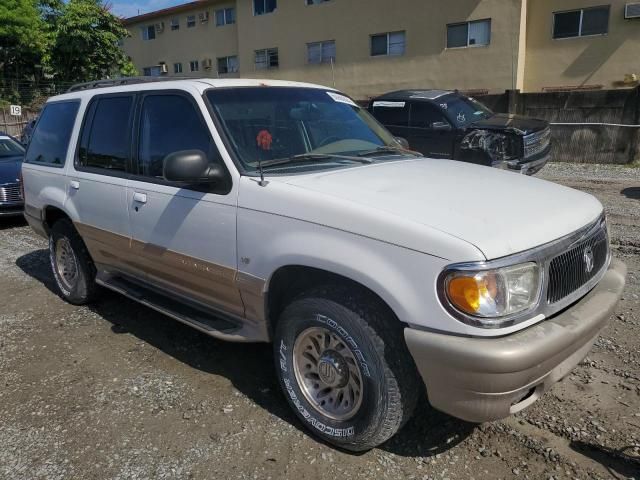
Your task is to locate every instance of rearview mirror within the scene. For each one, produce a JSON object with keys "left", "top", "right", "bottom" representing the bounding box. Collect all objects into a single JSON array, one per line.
[
  {"left": 163, "top": 150, "right": 225, "bottom": 184},
  {"left": 432, "top": 121, "right": 452, "bottom": 131},
  {"left": 394, "top": 136, "right": 410, "bottom": 149}
]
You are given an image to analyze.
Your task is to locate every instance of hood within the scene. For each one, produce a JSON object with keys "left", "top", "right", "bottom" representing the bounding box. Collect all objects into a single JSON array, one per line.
[
  {"left": 470, "top": 113, "right": 548, "bottom": 136},
  {"left": 277, "top": 158, "right": 602, "bottom": 260},
  {"left": 0, "top": 157, "right": 22, "bottom": 183}
]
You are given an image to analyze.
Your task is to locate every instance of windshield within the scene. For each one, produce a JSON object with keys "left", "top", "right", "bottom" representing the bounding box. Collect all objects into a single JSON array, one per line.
[
  {"left": 0, "top": 137, "right": 25, "bottom": 161},
  {"left": 206, "top": 87, "right": 400, "bottom": 173},
  {"left": 441, "top": 95, "right": 492, "bottom": 128}
]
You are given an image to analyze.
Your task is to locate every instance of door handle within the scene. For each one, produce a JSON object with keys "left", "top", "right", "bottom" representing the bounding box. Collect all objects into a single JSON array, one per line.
[
  {"left": 133, "top": 192, "right": 147, "bottom": 204},
  {"left": 70, "top": 180, "right": 80, "bottom": 190}
]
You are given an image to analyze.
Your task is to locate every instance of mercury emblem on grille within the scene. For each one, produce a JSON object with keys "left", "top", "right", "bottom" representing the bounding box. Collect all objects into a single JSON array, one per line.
[{"left": 583, "top": 246, "right": 595, "bottom": 273}]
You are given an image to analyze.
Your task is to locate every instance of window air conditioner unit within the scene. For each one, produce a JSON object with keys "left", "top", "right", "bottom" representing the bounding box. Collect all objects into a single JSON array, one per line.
[
  {"left": 625, "top": 2, "right": 640, "bottom": 18},
  {"left": 202, "top": 58, "right": 213, "bottom": 69},
  {"left": 159, "top": 63, "right": 168, "bottom": 73},
  {"left": 199, "top": 11, "right": 210, "bottom": 22},
  {"left": 155, "top": 22, "right": 165, "bottom": 33}
]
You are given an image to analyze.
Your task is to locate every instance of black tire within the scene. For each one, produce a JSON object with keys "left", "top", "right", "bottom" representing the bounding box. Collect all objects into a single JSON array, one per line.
[
  {"left": 49, "top": 218, "right": 98, "bottom": 305},
  {"left": 274, "top": 285, "right": 421, "bottom": 451}
]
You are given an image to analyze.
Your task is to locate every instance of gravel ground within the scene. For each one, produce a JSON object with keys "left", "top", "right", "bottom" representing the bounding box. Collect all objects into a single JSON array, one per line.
[{"left": 1, "top": 163, "right": 639, "bottom": 480}]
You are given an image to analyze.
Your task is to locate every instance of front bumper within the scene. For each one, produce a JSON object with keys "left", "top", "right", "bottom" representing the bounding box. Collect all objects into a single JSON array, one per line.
[
  {"left": 0, "top": 202, "right": 24, "bottom": 217},
  {"left": 405, "top": 258, "right": 626, "bottom": 423},
  {"left": 493, "top": 153, "right": 550, "bottom": 176}
]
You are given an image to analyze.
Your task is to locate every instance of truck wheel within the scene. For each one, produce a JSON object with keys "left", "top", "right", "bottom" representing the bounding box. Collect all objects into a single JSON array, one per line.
[
  {"left": 274, "top": 285, "right": 420, "bottom": 451},
  {"left": 49, "top": 218, "right": 98, "bottom": 305}
]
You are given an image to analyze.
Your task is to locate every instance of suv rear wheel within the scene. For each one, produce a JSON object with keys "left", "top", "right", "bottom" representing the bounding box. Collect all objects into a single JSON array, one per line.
[
  {"left": 274, "top": 285, "right": 420, "bottom": 451},
  {"left": 49, "top": 219, "right": 98, "bottom": 305}
]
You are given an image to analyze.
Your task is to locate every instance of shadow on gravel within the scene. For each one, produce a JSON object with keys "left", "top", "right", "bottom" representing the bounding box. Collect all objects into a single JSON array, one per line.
[
  {"left": 570, "top": 440, "right": 640, "bottom": 479},
  {"left": 16, "top": 248, "right": 473, "bottom": 458},
  {"left": 0, "top": 216, "right": 27, "bottom": 230},
  {"left": 621, "top": 187, "right": 640, "bottom": 200}
]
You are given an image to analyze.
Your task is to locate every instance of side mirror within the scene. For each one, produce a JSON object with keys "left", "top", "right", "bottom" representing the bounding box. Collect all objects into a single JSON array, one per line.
[
  {"left": 394, "top": 136, "right": 410, "bottom": 149},
  {"left": 163, "top": 150, "right": 225, "bottom": 183},
  {"left": 432, "top": 121, "right": 452, "bottom": 131}
]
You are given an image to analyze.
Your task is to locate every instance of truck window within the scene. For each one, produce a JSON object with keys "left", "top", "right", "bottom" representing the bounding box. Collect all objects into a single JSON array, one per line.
[
  {"left": 25, "top": 101, "right": 80, "bottom": 167},
  {"left": 78, "top": 96, "right": 134, "bottom": 172},
  {"left": 371, "top": 102, "right": 409, "bottom": 127},
  {"left": 410, "top": 103, "right": 450, "bottom": 129}
]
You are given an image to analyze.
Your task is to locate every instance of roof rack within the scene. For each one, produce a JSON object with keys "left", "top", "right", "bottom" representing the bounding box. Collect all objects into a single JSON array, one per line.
[{"left": 67, "top": 76, "right": 186, "bottom": 93}]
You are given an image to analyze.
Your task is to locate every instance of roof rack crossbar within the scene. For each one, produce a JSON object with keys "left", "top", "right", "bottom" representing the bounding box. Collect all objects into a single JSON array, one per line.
[{"left": 67, "top": 76, "right": 186, "bottom": 93}]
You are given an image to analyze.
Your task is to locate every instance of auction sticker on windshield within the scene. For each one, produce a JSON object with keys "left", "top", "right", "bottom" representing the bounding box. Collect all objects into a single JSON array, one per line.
[{"left": 327, "top": 92, "right": 358, "bottom": 107}]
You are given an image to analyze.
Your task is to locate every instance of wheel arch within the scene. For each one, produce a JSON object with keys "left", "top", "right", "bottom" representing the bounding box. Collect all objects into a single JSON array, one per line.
[
  {"left": 42, "top": 205, "right": 73, "bottom": 234},
  {"left": 265, "top": 264, "right": 404, "bottom": 337}
]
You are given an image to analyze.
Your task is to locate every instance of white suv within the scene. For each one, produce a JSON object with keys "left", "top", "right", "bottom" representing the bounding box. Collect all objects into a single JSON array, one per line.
[{"left": 22, "top": 78, "right": 626, "bottom": 451}]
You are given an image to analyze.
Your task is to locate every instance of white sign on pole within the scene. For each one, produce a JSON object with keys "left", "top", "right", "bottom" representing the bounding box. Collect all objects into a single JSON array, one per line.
[{"left": 10, "top": 105, "right": 22, "bottom": 116}]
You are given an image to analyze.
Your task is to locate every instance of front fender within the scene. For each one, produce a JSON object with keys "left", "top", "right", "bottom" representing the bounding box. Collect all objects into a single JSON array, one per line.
[{"left": 237, "top": 207, "right": 456, "bottom": 334}]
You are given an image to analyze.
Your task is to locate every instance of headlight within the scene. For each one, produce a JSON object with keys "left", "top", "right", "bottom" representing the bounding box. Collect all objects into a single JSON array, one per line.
[
  {"left": 460, "top": 130, "right": 520, "bottom": 163},
  {"left": 439, "top": 262, "right": 541, "bottom": 328}
]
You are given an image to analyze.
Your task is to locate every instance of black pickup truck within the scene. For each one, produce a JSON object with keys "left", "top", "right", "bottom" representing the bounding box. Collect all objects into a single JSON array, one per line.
[{"left": 369, "top": 90, "right": 551, "bottom": 175}]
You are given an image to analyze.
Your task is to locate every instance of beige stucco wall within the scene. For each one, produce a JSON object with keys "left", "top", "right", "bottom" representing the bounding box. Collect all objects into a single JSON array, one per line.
[
  {"left": 234, "top": 0, "right": 525, "bottom": 98},
  {"left": 122, "top": 0, "right": 239, "bottom": 77},
  {"left": 122, "top": 0, "right": 640, "bottom": 97},
  {"left": 124, "top": 0, "right": 525, "bottom": 98},
  {"left": 523, "top": 0, "right": 640, "bottom": 91}
]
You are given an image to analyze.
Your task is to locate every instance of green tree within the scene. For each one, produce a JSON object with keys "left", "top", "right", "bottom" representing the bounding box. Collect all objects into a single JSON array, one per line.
[
  {"left": 50, "top": 0, "right": 132, "bottom": 83},
  {"left": 0, "top": 0, "right": 49, "bottom": 102}
]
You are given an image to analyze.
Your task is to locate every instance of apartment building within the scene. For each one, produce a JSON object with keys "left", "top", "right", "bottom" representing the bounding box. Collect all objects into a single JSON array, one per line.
[{"left": 122, "top": 0, "right": 640, "bottom": 99}]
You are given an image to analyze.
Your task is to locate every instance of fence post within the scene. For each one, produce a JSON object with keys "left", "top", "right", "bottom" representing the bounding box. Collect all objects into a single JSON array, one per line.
[
  {"left": 506, "top": 89, "right": 521, "bottom": 115},
  {"left": 634, "top": 86, "right": 640, "bottom": 164}
]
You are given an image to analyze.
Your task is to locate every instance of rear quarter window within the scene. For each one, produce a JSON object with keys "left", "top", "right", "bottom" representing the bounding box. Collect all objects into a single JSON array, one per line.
[{"left": 25, "top": 100, "right": 80, "bottom": 167}]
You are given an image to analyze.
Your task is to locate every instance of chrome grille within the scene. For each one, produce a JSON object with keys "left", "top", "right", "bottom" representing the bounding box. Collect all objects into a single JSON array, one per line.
[
  {"left": 524, "top": 127, "right": 551, "bottom": 158},
  {"left": 547, "top": 221, "right": 609, "bottom": 304},
  {"left": 0, "top": 183, "right": 22, "bottom": 203}
]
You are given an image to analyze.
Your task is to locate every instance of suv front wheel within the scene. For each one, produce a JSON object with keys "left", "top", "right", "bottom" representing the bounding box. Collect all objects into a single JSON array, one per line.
[
  {"left": 274, "top": 285, "right": 420, "bottom": 451},
  {"left": 49, "top": 219, "right": 98, "bottom": 305}
]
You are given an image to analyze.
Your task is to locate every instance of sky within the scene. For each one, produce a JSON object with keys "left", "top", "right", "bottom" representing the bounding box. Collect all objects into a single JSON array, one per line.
[{"left": 108, "top": 0, "right": 190, "bottom": 18}]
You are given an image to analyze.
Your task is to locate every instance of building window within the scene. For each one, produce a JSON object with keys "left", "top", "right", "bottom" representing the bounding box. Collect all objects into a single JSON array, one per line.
[
  {"left": 307, "top": 40, "right": 336, "bottom": 64},
  {"left": 255, "top": 48, "right": 279, "bottom": 69},
  {"left": 141, "top": 25, "right": 156, "bottom": 41},
  {"left": 306, "top": 0, "right": 330, "bottom": 4},
  {"left": 216, "top": 7, "right": 236, "bottom": 26},
  {"left": 446, "top": 19, "right": 491, "bottom": 48},
  {"left": 217, "top": 56, "right": 239, "bottom": 74},
  {"left": 254, "top": 0, "right": 277, "bottom": 16},
  {"left": 143, "top": 66, "right": 163, "bottom": 76},
  {"left": 187, "top": 15, "right": 196, "bottom": 27},
  {"left": 553, "top": 6, "right": 609, "bottom": 39},
  {"left": 370, "top": 31, "right": 405, "bottom": 57},
  {"left": 170, "top": 17, "right": 180, "bottom": 30},
  {"left": 174, "top": 63, "right": 183, "bottom": 74},
  {"left": 190, "top": 60, "right": 199, "bottom": 72}
]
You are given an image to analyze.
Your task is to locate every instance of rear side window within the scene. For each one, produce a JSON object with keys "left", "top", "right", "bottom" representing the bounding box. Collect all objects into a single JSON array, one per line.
[
  {"left": 137, "top": 94, "right": 217, "bottom": 178},
  {"left": 25, "top": 101, "right": 80, "bottom": 167},
  {"left": 371, "top": 102, "right": 410, "bottom": 127},
  {"left": 78, "top": 96, "right": 134, "bottom": 172}
]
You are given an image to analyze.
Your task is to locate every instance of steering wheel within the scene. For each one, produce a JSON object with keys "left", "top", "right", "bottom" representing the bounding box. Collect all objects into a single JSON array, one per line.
[{"left": 318, "top": 136, "right": 342, "bottom": 148}]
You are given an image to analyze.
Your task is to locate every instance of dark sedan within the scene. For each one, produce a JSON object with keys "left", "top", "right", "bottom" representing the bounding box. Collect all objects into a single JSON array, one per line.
[{"left": 0, "top": 134, "right": 25, "bottom": 217}]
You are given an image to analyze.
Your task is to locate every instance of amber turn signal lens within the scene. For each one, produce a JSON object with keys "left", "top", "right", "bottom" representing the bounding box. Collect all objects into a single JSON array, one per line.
[{"left": 447, "top": 275, "right": 484, "bottom": 315}]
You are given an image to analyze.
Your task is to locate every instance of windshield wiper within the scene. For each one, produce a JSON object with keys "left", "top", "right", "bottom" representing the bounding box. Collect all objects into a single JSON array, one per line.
[
  {"left": 260, "top": 153, "right": 373, "bottom": 169},
  {"left": 357, "top": 146, "right": 422, "bottom": 158}
]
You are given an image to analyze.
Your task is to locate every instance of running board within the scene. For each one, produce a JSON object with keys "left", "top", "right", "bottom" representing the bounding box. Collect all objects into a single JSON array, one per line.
[{"left": 95, "top": 273, "right": 240, "bottom": 335}]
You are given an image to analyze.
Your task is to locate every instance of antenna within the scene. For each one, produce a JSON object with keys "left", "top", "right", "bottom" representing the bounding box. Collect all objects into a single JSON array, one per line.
[{"left": 257, "top": 157, "right": 266, "bottom": 186}]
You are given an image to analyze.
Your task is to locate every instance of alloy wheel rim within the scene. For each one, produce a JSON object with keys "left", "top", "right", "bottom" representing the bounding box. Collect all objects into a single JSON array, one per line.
[
  {"left": 55, "top": 238, "right": 78, "bottom": 291},
  {"left": 293, "top": 326, "right": 364, "bottom": 421}
]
